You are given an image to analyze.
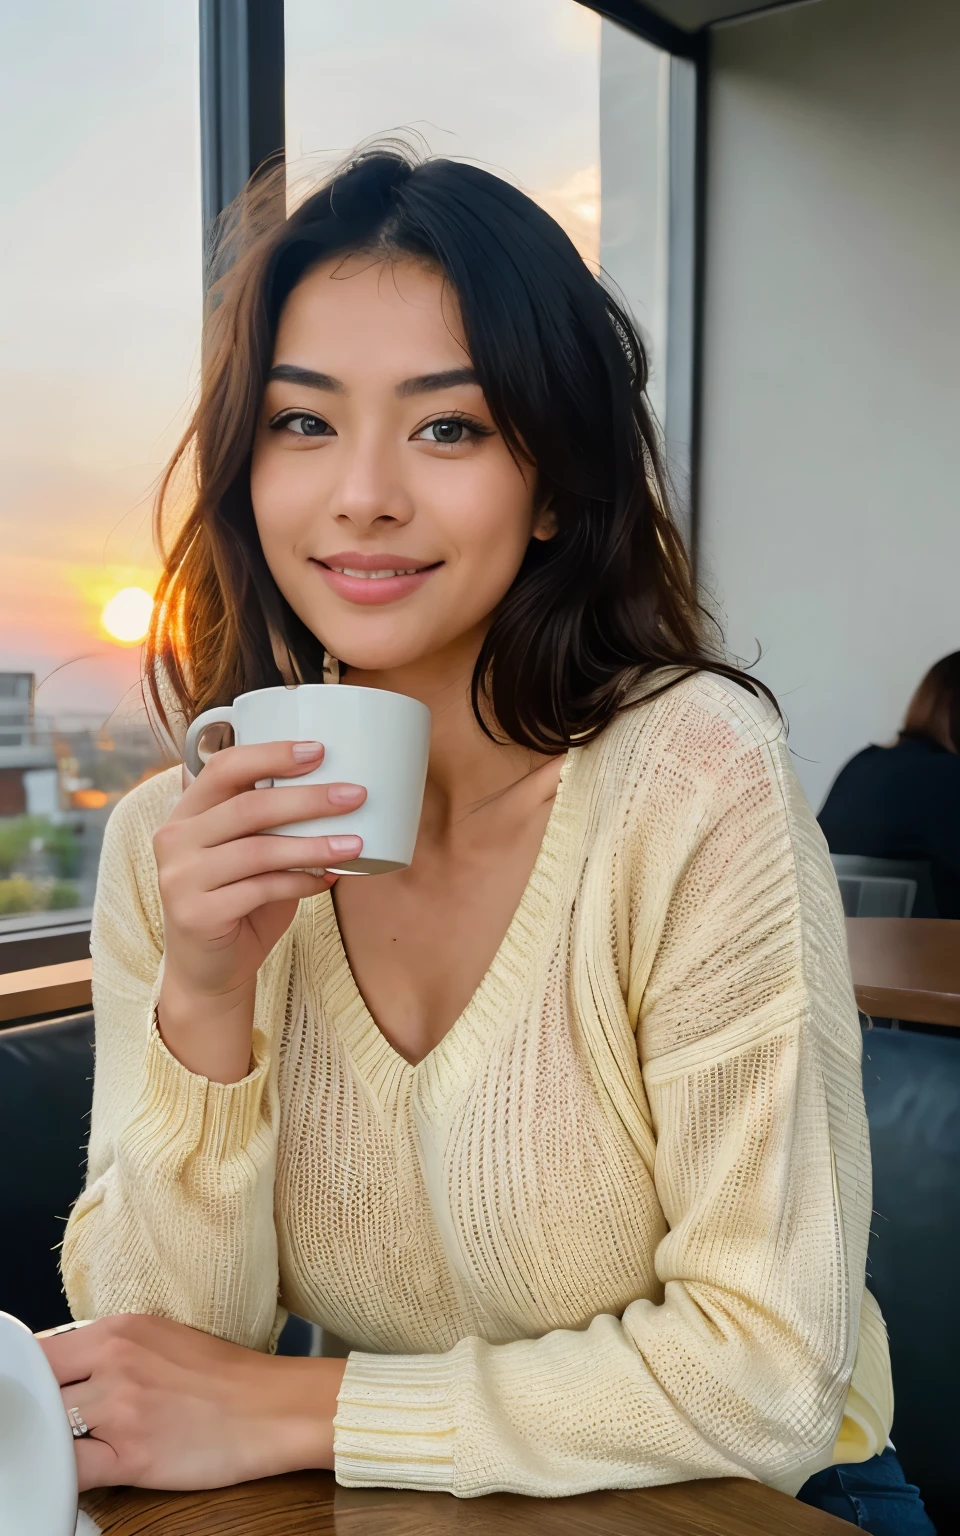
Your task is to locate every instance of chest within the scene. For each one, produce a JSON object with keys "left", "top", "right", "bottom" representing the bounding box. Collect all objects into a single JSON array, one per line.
[
  {"left": 332, "top": 788, "right": 558, "bottom": 1065},
  {"left": 274, "top": 944, "right": 664, "bottom": 1352}
]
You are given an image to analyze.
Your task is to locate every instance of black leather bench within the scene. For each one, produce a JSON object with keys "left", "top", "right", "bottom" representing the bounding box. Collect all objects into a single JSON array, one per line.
[
  {"left": 0, "top": 1010, "right": 95, "bottom": 1331},
  {"left": 860, "top": 1024, "right": 960, "bottom": 1524}
]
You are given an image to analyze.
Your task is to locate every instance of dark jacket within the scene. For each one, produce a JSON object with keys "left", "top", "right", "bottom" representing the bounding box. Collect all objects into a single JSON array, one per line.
[{"left": 818, "top": 735, "right": 960, "bottom": 918}]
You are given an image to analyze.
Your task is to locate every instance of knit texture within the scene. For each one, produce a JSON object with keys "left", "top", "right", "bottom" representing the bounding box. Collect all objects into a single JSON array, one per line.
[{"left": 62, "top": 672, "right": 893, "bottom": 1498}]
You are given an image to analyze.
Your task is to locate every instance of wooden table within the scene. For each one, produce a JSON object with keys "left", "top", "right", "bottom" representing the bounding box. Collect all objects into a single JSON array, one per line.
[
  {"left": 846, "top": 917, "right": 960, "bottom": 1027},
  {"left": 0, "top": 956, "right": 91, "bottom": 1023},
  {"left": 80, "top": 1470, "right": 848, "bottom": 1534}
]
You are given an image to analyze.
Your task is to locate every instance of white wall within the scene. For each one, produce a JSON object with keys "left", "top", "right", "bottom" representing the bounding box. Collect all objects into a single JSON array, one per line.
[
  {"left": 599, "top": 21, "right": 670, "bottom": 423},
  {"left": 697, "top": 0, "right": 960, "bottom": 809}
]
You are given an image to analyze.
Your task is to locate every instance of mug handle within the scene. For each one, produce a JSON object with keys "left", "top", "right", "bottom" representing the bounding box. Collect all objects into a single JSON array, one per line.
[{"left": 183, "top": 704, "right": 236, "bottom": 778}]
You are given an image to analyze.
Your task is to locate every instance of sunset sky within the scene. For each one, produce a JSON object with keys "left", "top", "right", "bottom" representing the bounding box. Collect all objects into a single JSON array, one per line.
[
  {"left": 0, "top": 0, "right": 200, "bottom": 719},
  {"left": 1, "top": 0, "right": 656, "bottom": 726}
]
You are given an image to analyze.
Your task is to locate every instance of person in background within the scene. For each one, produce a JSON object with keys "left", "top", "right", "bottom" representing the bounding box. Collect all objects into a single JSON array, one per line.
[{"left": 818, "top": 651, "right": 960, "bottom": 918}]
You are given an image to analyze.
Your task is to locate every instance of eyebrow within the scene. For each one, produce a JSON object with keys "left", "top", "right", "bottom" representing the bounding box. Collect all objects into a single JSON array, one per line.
[
  {"left": 396, "top": 367, "right": 479, "bottom": 397},
  {"left": 268, "top": 364, "right": 343, "bottom": 392},
  {"left": 267, "top": 364, "right": 479, "bottom": 398}
]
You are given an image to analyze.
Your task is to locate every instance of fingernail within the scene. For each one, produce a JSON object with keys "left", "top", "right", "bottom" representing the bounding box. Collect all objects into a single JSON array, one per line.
[
  {"left": 327, "top": 783, "right": 365, "bottom": 806},
  {"left": 292, "top": 741, "right": 324, "bottom": 762},
  {"left": 327, "top": 835, "right": 363, "bottom": 856}
]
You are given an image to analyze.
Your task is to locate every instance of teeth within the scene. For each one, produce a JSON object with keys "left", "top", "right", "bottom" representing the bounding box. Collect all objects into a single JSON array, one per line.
[{"left": 334, "top": 567, "right": 419, "bottom": 579}]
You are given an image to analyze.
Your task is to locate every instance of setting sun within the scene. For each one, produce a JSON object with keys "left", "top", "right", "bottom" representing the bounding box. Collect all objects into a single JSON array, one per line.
[{"left": 101, "top": 586, "right": 154, "bottom": 644}]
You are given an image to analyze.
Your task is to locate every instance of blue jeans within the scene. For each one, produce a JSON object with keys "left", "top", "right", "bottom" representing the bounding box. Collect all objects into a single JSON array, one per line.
[{"left": 797, "top": 1449, "right": 936, "bottom": 1534}]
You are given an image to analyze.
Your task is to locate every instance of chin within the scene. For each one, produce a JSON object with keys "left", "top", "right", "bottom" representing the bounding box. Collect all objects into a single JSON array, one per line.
[
  {"left": 293, "top": 593, "right": 490, "bottom": 678},
  {"left": 320, "top": 631, "right": 442, "bottom": 676}
]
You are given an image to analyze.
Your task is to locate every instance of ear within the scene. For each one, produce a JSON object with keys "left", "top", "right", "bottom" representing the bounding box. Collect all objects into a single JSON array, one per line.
[{"left": 531, "top": 502, "right": 558, "bottom": 543}]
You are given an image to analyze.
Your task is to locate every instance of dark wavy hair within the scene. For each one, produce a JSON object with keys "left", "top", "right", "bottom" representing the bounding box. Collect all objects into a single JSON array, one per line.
[{"left": 147, "top": 146, "right": 774, "bottom": 750}]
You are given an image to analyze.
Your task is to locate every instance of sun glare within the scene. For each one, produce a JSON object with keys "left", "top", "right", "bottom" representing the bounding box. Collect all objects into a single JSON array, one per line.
[{"left": 101, "top": 586, "right": 154, "bottom": 644}]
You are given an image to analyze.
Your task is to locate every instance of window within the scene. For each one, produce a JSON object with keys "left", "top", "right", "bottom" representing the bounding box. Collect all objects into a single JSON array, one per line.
[
  {"left": 284, "top": 0, "right": 670, "bottom": 417},
  {"left": 0, "top": 1, "right": 201, "bottom": 934},
  {"left": 1, "top": 0, "right": 682, "bottom": 949}
]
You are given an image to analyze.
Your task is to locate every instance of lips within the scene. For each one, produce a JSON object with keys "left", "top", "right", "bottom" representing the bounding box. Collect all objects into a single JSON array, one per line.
[{"left": 312, "top": 551, "right": 442, "bottom": 606}]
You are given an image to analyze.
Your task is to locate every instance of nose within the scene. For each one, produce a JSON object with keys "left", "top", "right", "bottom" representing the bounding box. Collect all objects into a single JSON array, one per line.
[{"left": 327, "top": 433, "right": 414, "bottom": 534}]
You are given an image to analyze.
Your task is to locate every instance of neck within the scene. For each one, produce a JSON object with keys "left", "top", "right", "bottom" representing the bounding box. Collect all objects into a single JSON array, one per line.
[{"left": 344, "top": 627, "right": 547, "bottom": 826}]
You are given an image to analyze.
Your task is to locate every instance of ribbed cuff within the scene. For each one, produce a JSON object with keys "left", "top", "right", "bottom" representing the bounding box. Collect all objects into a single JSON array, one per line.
[
  {"left": 333, "top": 1349, "right": 458, "bottom": 1491},
  {"left": 833, "top": 1289, "right": 894, "bottom": 1465},
  {"left": 137, "top": 1021, "right": 268, "bottom": 1163}
]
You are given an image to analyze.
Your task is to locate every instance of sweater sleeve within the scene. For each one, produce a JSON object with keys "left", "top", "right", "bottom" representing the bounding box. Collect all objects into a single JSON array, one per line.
[
  {"left": 334, "top": 684, "right": 882, "bottom": 1497},
  {"left": 61, "top": 772, "right": 284, "bottom": 1350}
]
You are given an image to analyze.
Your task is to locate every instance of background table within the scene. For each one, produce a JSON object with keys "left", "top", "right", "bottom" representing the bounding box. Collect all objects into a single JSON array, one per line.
[
  {"left": 81, "top": 1469, "right": 849, "bottom": 1534},
  {"left": 846, "top": 917, "right": 960, "bottom": 1026}
]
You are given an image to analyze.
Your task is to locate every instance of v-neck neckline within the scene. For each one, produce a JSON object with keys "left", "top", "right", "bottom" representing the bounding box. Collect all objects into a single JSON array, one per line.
[{"left": 311, "top": 749, "right": 578, "bottom": 1106}]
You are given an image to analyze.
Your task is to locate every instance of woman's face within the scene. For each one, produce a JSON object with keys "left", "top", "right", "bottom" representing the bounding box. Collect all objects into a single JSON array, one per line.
[{"left": 251, "top": 255, "right": 551, "bottom": 676}]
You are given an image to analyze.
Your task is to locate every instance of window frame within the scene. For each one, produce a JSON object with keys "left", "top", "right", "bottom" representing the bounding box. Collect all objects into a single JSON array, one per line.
[
  {"left": 0, "top": 909, "right": 94, "bottom": 975},
  {"left": 4, "top": 0, "right": 705, "bottom": 982}
]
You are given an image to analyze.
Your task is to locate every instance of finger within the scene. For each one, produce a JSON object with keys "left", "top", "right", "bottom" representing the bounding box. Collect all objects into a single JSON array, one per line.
[
  {"left": 200, "top": 870, "right": 343, "bottom": 926},
  {"left": 61, "top": 1380, "right": 119, "bottom": 1493},
  {"left": 40, "top": 1323, "right": 105, "bottom": 1386},
  {"left": 162, "top": 869, "right": 338, "bottom": 941},
  {"left": 34, "top": 1318, "right": 96, "bottom": 1341},
  {"left": 192, "top": 833, "right": 364, "bottom": 890},
  {"left": 60, "top": 1382, "right": 102, "bottom": 1436},
  {"left": 193, "top": 780, "right": 366, "bottom": 848},
  {"left": 76, "top": 1435, "right": 122, "bottom": 1492},
  {"left": 170, "top": 741, "right": 328, "bottom": 818}
]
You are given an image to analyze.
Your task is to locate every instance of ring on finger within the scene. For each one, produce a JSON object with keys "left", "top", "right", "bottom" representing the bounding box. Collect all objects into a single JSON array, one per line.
[{"left": 67, "top": 1404, "right": 91, "bottom": 1438}]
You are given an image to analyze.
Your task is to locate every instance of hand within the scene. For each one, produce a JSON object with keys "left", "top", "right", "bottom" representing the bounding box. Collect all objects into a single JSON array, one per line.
[
  {"left": 154, "top": 741, "right": 366, "bottom": 1080},
  {"left": 40, "top": 1314, "right": 345, "bottom": 1492}
]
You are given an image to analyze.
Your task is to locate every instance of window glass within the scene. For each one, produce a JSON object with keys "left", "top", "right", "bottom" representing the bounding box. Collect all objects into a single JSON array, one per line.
[
  {"left": 0, "top": 3, "right": 667, "bottom": 937},
  {"left": 0, "top": 1, "right": 200, "bottom": 931},
  {"left": 284, "top": 0, "right": 669, "bottom": 411}
]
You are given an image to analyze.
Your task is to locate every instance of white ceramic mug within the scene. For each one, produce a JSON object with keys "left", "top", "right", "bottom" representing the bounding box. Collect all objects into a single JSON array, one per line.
[
  {"left": 0, "top": 1311, "right": 78, "bottom": 1536},
  {"left": 183, "top": 684, "right": 431, "bottom": 875}
]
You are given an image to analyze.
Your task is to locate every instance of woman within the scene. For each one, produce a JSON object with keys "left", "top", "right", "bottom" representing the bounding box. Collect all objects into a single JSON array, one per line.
[
  {"left": 49, "top": 149, "right": 927, "bottom": 1531},
  {"left": 819, "top": 652, "right": 960, "bottom": 917}
]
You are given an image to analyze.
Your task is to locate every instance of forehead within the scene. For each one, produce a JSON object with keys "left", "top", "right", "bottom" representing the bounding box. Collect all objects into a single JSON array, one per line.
[{"left": 273, "top": 255, "right": 469, "bottom": 368}]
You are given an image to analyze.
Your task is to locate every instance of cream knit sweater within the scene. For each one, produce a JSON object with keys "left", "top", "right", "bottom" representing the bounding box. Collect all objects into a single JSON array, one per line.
[{"left": 62, "top": 672, "right": 893, "bottom": 1498}]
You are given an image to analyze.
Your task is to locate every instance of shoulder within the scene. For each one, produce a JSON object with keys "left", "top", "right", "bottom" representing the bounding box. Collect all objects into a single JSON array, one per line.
[
  {"left": 645, "top": 667, "right": 784, "bottom": 742},
  {"left": 102, "top": 765, "right": 182, "bottom": 856},
  {"left": 587, "top": 668, "right": 787, "bottom": 797},
  {"left": 569, "top": 670, "right": 814, "bottom": 895},
  {"left": 821, "top": 744, "right": 887, "bottom": 798},
  {"left": 904, "top": 739, "right": 960, "bottom": 777},
  {"left": 909, "top": 743, "right": 960, "bottom": 812},
  {"left": 833, "top": 745, "right": 882, "bottom": 774},
  {"left": 93, "top": 768, "right": 181, "bottom": 959}
]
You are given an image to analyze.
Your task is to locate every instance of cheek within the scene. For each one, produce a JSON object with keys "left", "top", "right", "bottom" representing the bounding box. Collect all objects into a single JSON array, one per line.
[
  {"left": 250, "top": 446, "right": 314, "bottom": 557},
  {"left": 442, "top": 459, "right": 536, "bottom": 574}
]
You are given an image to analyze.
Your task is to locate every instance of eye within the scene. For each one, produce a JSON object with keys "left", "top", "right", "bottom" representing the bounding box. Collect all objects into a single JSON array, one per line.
[
  {"left": 422, "top": 419, "right": 466, "bottom": 444},
  {"left": 414, "top": 416, "right": 491, "bottom": 445},
  {"left": 270, "top": 411, "right": 334, "bottom": 438}
]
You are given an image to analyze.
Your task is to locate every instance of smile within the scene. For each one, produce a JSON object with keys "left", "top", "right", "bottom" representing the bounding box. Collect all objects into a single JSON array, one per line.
[
  {"left": 329, "top": 566, "right": 420, "bottom": 579},
  {"left": 312, "top": 553, "right": 443, "bottom": 607}
]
